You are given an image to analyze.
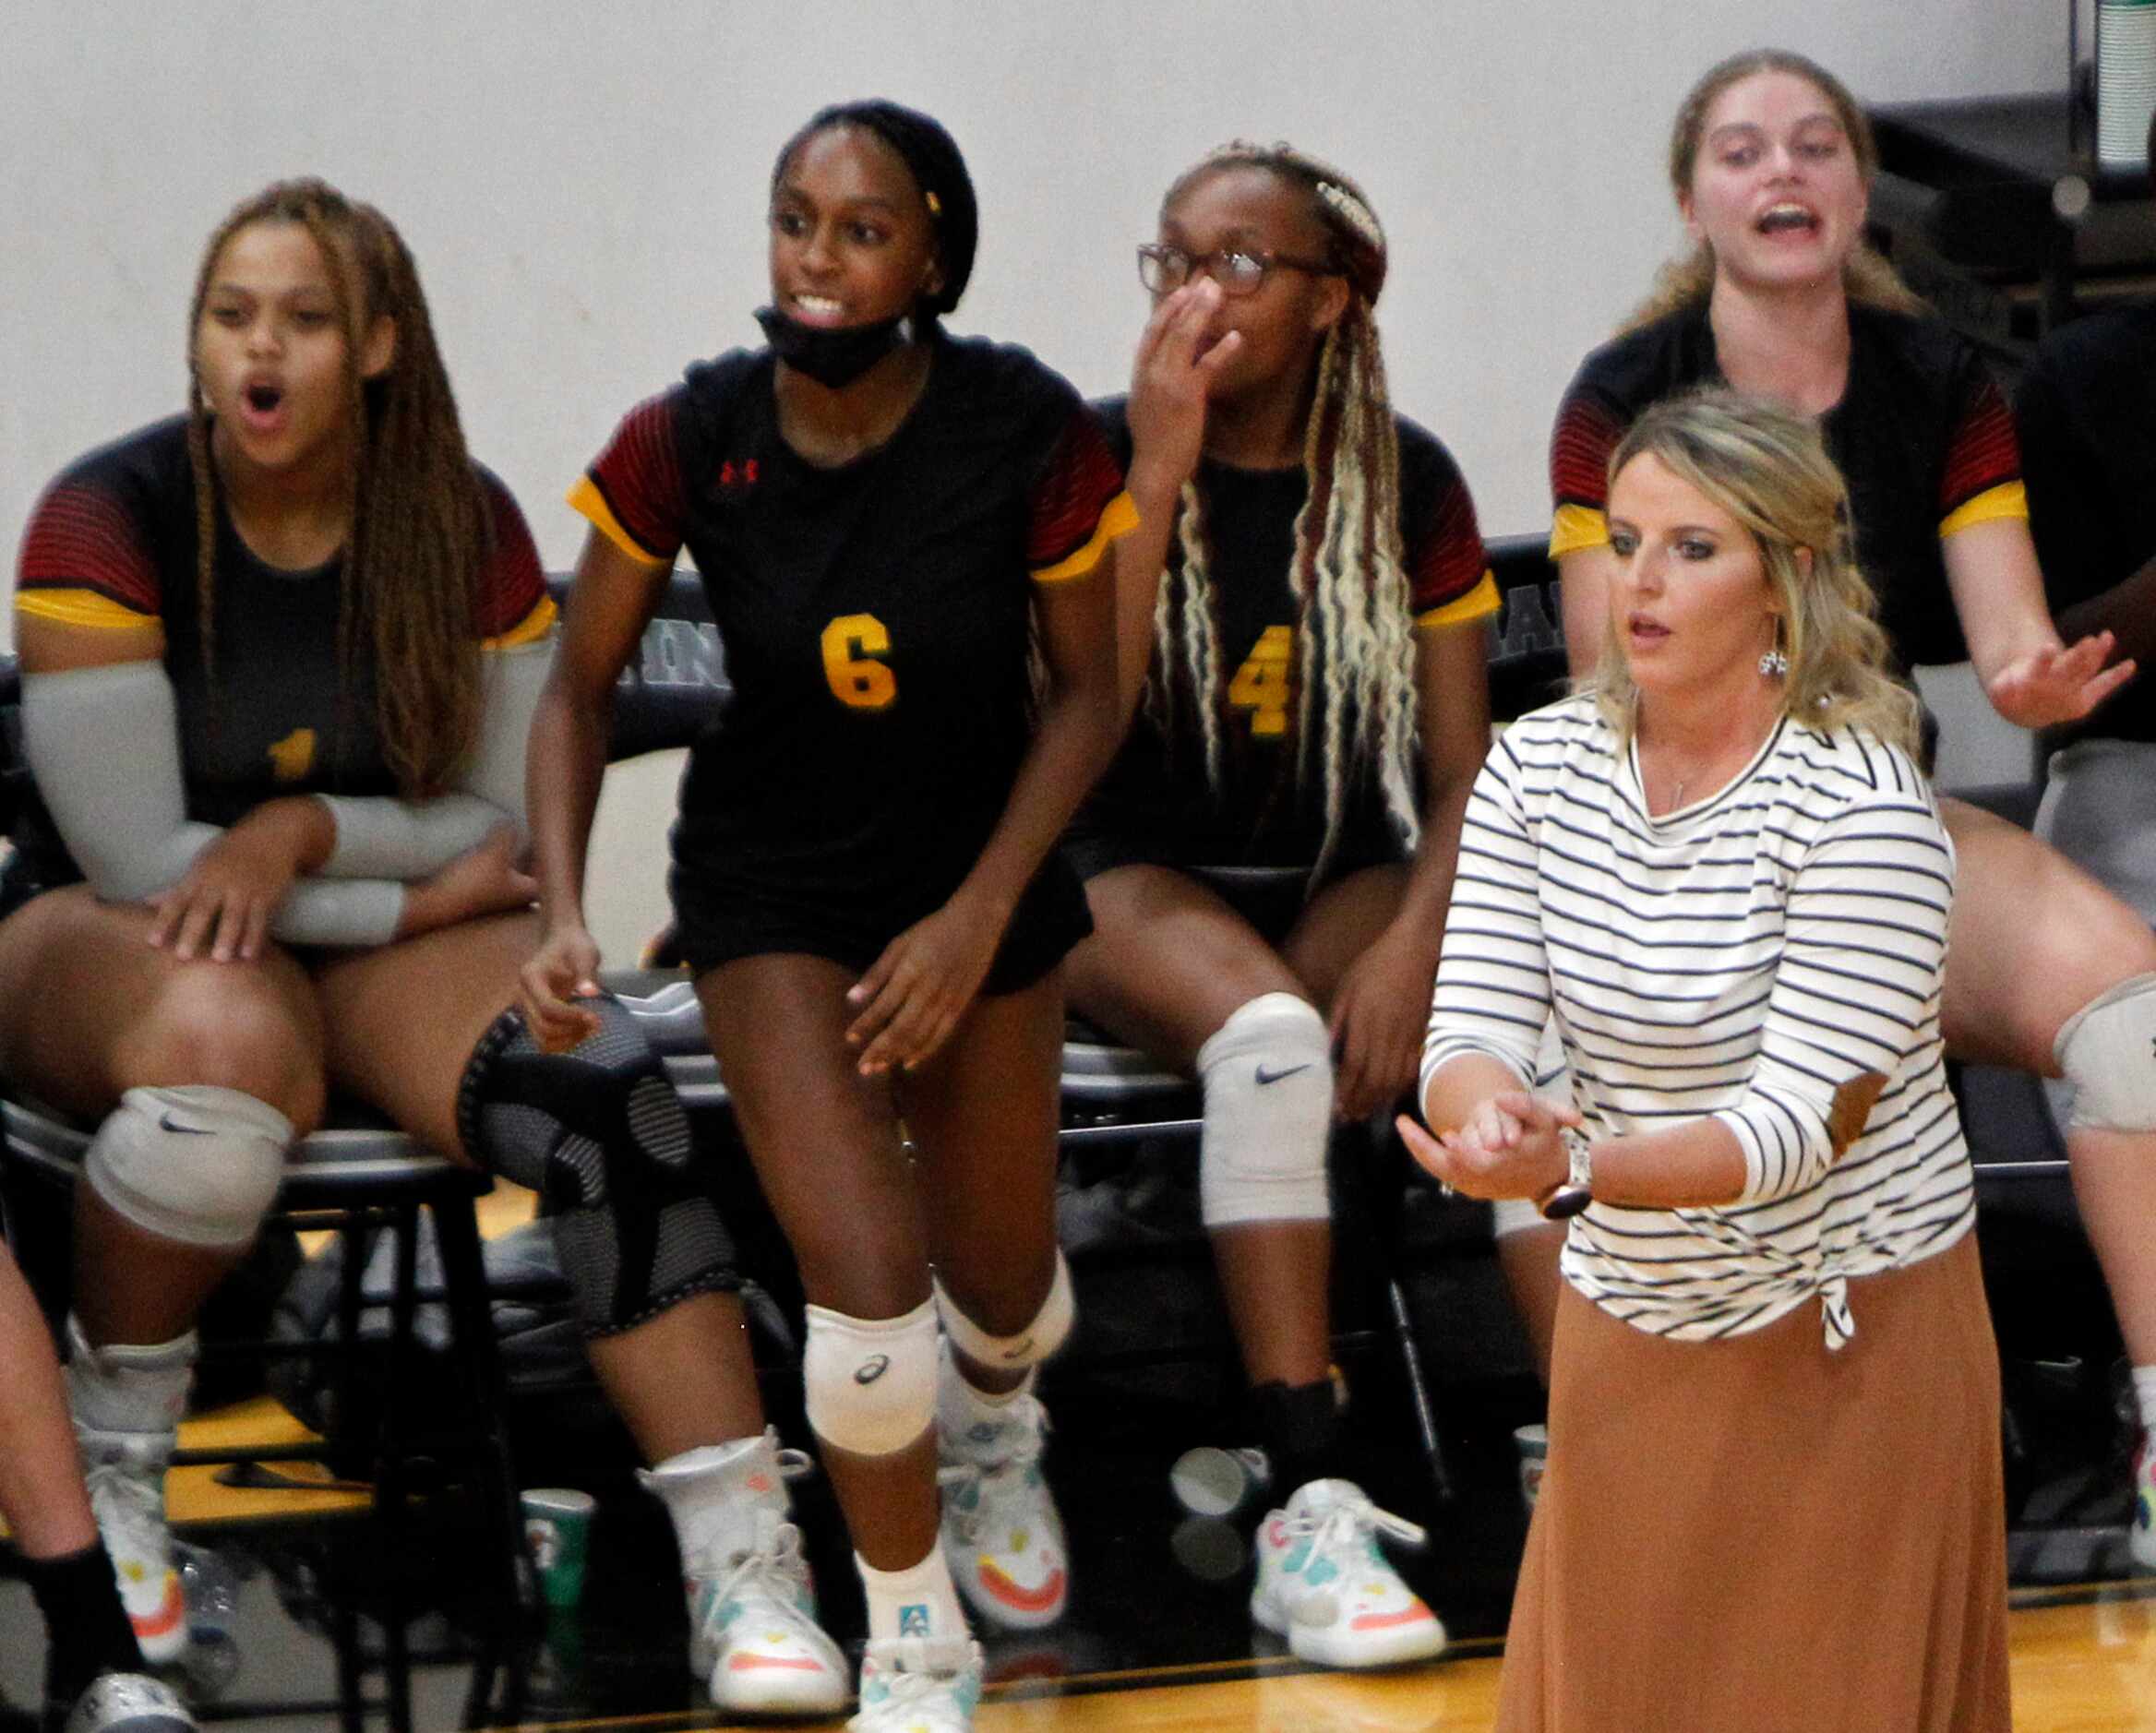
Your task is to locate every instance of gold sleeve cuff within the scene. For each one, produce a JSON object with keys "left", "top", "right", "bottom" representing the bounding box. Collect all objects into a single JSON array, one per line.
[
  {"left": 1414, "top": 570, "right": 1503, "bottom": 631},
  {"left": 567, "top": 474, "right": 669, "bottom": 567},
  {"left": 482, "top": 593, "right": 559, "bottom": 651},
  {"left": 1938, "top": 480, "right": 2029, "bottom": 541},
  {"left": 15, "top": 588, "right": 158, "bottom": 630},
  {"left": 1549, "top": 502, "right": 1610, "bottom": 559},
  {"left": 1033, "top": 491, "right": 1141, "bottom": 585}
]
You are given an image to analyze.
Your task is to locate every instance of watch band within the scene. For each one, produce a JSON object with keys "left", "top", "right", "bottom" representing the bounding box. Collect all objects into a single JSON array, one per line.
[{"left": 1537, "top": 1127, "right": 1594, "bottom": 1221}]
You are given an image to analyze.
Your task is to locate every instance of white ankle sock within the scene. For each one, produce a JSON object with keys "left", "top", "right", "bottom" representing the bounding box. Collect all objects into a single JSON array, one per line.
[
  {"left": 2131, "top": 1366, "right": 2156, "bottom": 1436},
  {"left": 65, "top": 1316, "right": 194, "bottom": 1437},
  {"left": 641, "top": 1429, "right": 787, "bottom": 1572},
  {"left": 857, "top": 1548, "right": 967, "bottom": 1643}
]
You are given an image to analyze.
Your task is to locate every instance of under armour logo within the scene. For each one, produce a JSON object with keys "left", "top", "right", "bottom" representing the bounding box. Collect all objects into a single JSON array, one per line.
[
  {"left": 159, "top": 1114, "right": 214, "bottom": 1136},
  {"left": 1000, "top": 1337, "right": 1034, "bottom": 1361},
  {"left": 1255, "top": 1062, "right": 1311, "bottom": 1086},
  {"left": 718, "top": 459, "right": 761, "bottom": 488},
  {"left": 899, "top": 1604, "right": 930, "bottom": 1637},
  {"left": 854, "top": 1355, "right": 892, "bottom": 1384}
]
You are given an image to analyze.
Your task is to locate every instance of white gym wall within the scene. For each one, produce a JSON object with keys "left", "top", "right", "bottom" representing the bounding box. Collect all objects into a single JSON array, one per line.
[{"left": 0, "top": 2, "right": 2060, "bottom": 956}]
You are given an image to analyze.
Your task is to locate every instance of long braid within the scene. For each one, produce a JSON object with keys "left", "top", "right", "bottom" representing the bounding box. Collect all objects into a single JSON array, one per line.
[
  {"left": 184, "top": 180, "right": 484, "bottom": 797},
  {"left": 1148, "top": 481, "right": 1228, "bottom": 790},
  {"left": 1151, "top": 143, "right": 1422, "bottom": 881}
]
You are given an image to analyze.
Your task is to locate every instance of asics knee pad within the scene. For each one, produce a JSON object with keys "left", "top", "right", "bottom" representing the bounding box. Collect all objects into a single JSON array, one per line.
[
  {"left": 934, "top": 1251, "right": 1074, "bottom": 1374},
  {"left": 802, "top": 1298, "right": 939, "bottom": 1456},
  {"left": 83, "top": 1085, "right": 291, "bottom": 1249},
  {"left": 458, "top": 996, "right": 737, "bottom": 1336},
  {"left": 1196, "top": 992, "right": 1333, "bottom": 1227},
  {"left": 2054, "top": 972, "right": 2156, "bottom": 1132}
]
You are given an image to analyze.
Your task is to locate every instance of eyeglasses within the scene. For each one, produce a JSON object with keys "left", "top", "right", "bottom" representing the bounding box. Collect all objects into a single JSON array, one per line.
[{"left": 1135, "top": 243, "right": 1336, "bottom": 297}]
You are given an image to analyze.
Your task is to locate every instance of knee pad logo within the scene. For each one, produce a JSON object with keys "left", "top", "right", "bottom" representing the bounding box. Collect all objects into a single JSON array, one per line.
[
  {"left": 1255, "top": 1061, "right": 1312, "bottom": 1086},
  {"left": 855, "top": 1355, "right": 892, "bottom": 1384}
]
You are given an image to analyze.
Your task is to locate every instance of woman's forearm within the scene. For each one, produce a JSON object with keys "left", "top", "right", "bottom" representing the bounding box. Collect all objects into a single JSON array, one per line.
[
  {"left": 1587, "top": 1118, "right": 1749, "bottom": 1210},
  {"left": 526, "top": 675, "right": 611, "bottom": 935}
]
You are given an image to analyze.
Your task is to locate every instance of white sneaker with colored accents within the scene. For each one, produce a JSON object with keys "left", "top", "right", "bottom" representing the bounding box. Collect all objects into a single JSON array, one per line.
[
  {"left": 2131, "top": 1428, "right": 2156, "bottom": 1571},
  {"left": 1250, "top": 1479, "right": 1447, "bottom": 1669},
  {"left": 80, "top": 1430, "right": 186, "bottom": 1666},
  {"left": 848, "top": 1636, "right": 983, "bottom": 1733},
  {"left": 62, "top": 1671, "right": 196, "bottom": 1733},
  {"left": 688, "top": 1508, "right": 848, "bottom": 1715},
  {"left": 938, "top": 1393, "right": 1068, "bottom": 1629}
]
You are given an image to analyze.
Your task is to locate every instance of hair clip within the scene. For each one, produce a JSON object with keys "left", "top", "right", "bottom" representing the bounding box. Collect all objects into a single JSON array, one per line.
[{"left": 925, "top": 190, "right": 942, "bottom": 217}]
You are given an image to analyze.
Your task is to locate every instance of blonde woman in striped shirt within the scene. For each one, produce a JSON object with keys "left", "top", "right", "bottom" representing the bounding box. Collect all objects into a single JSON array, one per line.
[{"left": 1404, "top": 389, "right": 2007, "bottom": 1732}]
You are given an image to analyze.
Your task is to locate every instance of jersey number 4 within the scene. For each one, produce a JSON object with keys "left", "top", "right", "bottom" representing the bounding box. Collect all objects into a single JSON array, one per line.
[
  {"left": 1228, "top": 626, "right": 1294, "bottom": 738},
  {"left": 821, "top": 613, "right": 897, "bottom": 711}
]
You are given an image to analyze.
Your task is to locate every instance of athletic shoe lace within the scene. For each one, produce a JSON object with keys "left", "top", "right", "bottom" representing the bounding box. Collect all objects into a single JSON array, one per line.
[
  {"left": 85, "top": 1452, "right": 169, "bottom": 1567},
  {"left": 856, "top": 1638, "right": 978, "bottom": 1723},
  {"left": 1282, "top": 1485, "right": 1428, "bottom": 1562},
  {"left": 706, "top": 1516, "right": 814, "bottom": 1624}
]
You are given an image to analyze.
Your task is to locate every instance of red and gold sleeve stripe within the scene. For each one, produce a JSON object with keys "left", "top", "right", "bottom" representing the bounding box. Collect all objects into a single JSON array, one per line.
[
  {"left": 570, "top": 395, "right": 686, "bottom": 566},
  {"left": 1029, "top": 411, "right": 1135, "bottom": 583},
  {"left": 1033, "top": 491, "right": 1140, "bottom": 584},
  {"left": 1415, "top": 568, "right": 1501, "bottom": 630},
  {"left": 568, "top": 473, "right": 671, "bottom": 567},
  {"left": 1939, "top": 378, "right": 2026, "bottom": 539},
  {"left": 17, "top": 480, "right": 162, "bottom": 622},
  {"left": 481, "top": 592, "right": 558, "bottom": 651}
]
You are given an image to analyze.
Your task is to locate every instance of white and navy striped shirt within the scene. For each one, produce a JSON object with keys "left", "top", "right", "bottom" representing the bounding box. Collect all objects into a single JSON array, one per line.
[{"left": 1421, "top": 697, "right": 1972, "bottom": 1348}]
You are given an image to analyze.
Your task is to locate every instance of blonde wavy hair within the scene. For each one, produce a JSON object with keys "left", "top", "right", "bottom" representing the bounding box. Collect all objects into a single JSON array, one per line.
[
  {"left": 1589, "top": 388, "right": 1920, "bottom": 756},
  {"left": 1626, "top": 48, "right": 1925, "bottom": 331},
  {"left": 1145, "top": 142, "right": 1420, "bottom": 882}
]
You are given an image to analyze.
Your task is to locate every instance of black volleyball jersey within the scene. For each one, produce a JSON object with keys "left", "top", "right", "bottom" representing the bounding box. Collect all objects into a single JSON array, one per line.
[
  {"left": 12, "top": 416, "right": 551, "bottom": 874},
  {"left": 570, "top": 334, "right": 1133, "bottom": 915},
  {"left": 1549, "top": 302, "right": 2025, "bottom": 670},
  {"left": 1075, "top": 398, "right": 1495, "bottom": 868},
  {"left": 2017, "top": 298, "right": 2156, "bottom": 743}
]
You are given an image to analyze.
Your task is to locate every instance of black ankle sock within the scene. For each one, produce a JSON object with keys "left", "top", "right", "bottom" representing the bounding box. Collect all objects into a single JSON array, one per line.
[
  {"left": 1251, "top": 1377, "right": 1347, "bottom": 1494},
  {"left": 23, "top": 1543, "right": 144, "bottom": 1709}
]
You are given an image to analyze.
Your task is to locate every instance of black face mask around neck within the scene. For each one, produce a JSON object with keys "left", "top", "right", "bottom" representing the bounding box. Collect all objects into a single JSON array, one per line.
[{"left": 754, "top": 305, "right": 910, "bottom": 388}]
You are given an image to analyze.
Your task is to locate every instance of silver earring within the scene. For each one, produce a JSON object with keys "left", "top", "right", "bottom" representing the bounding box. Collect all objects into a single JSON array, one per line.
[{"left": 1758, "top": 646, "right": 1789, "bottom": 678}]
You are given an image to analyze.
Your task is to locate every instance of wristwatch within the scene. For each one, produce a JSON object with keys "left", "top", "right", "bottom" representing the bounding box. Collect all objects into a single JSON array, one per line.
[{"left": 1536, "top": 1128, "right": 1594, "bottom": 1220}]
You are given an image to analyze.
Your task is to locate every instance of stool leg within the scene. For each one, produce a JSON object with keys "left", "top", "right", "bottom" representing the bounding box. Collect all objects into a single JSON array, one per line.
[
  {"left": 1336, "top": 1122, "right": 1455, "bottom": 1504},
  {"left": 430, "top": 1192, "right": 534, "bottom": 1617}
]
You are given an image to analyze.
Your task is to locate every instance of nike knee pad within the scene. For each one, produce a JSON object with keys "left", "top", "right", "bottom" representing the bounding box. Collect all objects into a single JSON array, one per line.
[
  {"left": 458, "top": 996, "right": 737, "bottom": 1336},
  {"left": 802, "top": 1298, "right": 939, "bottom": 1456},
  {"left": 82, "top": 1085, "right": 291, "bottom": 1249},
  {"left": 934, "top": 1251, "right": 1074, "bottom": 1375},
  {"left": 1196, "top": 992, "right": 1333, "bottom": 1227},
  {"left": 2055, "top": 972, "right": 2156, "bottom": 1132}
]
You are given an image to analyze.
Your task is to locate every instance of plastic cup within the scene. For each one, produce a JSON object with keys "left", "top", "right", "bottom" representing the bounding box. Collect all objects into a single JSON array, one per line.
[
  {"left": 521, "top": 1488, "right": 596, "bottom": 1610},
  {"left": 1514, "top": 1423, "right": 1549, "bottom": 1513},
  {"left": 1169, "top": 1445, "right": 1273, "bottom": 1519}
]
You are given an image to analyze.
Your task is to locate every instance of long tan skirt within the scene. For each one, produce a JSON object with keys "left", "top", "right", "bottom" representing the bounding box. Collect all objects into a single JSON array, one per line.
[{"left": 1496, "top": 1234, "right": 2010, "bottom": 1732}]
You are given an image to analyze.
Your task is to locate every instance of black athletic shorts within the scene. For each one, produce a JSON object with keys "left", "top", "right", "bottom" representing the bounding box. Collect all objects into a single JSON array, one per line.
[{"left": 667, "top": 852, "right": 1092, "bottom": 998}]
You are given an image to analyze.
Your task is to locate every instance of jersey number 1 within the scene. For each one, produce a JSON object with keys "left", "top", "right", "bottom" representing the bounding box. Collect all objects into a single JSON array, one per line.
[
  {"left": 822, "top": 613, "right": 897, "bottom": 711},
  {"left": 1228, "top": 626, "right": 1294, "bottom": 738}
]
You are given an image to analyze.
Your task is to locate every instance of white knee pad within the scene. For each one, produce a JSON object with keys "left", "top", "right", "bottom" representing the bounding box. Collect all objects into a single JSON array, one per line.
[
  {"left": 83, "top": 1085, "right": 293, "bottom": 1249},
  {"left": 802, "top": 1297, "right": 939, "bottom": 1456},
  {"left": 934, "top": 1251, "right": 1074, "bottom": 1373},
  {"left": 2054, "top": 972, "right": 2156, "bottom": 1132},
  {"left": 1196, "top": 991, "right": 1333, "bottom": 1228}
]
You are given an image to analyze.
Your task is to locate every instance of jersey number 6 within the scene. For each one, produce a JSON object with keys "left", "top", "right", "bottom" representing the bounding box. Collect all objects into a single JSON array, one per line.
[{"left": 821, "top": 613, "right": 898, "bottom": 711}]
